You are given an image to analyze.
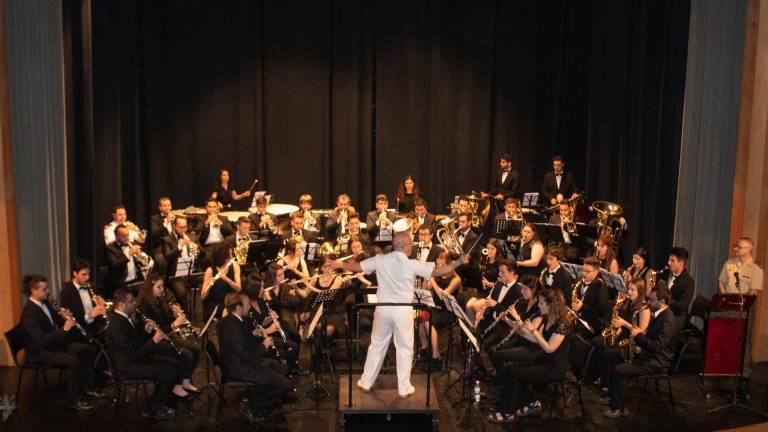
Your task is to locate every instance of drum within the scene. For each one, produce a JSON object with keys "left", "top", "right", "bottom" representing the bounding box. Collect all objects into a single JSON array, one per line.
[{"left": 220, "top": 211, "right": 250, "bottom": 223}]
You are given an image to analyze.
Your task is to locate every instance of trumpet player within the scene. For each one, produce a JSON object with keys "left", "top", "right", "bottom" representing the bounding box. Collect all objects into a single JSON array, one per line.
[
  {"left": 346, "top": 213, "right": 371, "bottom": 251},
  {"left": 413, "top": 198, "right": 436, "bottom": 235},
  {"left": 20, "top": 274, "right": 102, "bottom": 411},
  {"left": 226, "top": 216, "right": 255, "bottom": 249},
  {"left": 161, "top": 215, "right": 200, "bottom": 312},
  {"left": 200, "top": 197, "right": 234, "bottom": 254},
  {"left": 366, "top": 194, "right": 396, "bottom": 242},
  {"left": 103, "top": 204, "right": 146, "bottom": 245},
  {"left": 326, "top": 193, "right": 355, "bottom": 239},
  {"left": 136, "top": 275, "right": 202, "bottom": 395},
  {"left": 104, "top": 224, "right": 145, "bottom": 298},
  {"left": 299, "top": 193, "right": 320, "bottom": 232},
  {"left": 59, "top": 259, "right": 108, "bottom": 341},
  {"left": 281, "top": 211, "right": 318, "bottom": 243},
  {"left": 150, "top": 197, "right": 175, "bottom": 274}
]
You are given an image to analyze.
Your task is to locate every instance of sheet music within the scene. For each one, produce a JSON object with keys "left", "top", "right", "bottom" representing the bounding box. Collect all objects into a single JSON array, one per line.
[
  {"left": 306, "top": 303, "right": 323, "bottom": 340},
  {"left": 561, "top": 262, "right": 583, "bottom": 280},
  {"left": 366, "top": 294, "right": 378, "bottom": 304},
  {"left": 599, "top": 268, "right": 627, "bottom": 293},
  {"left": 442, "top": 292, "right": 474, "bottom": 328},
  {"left": 457, "top": 319, "right": 480, "bottom": 352}
]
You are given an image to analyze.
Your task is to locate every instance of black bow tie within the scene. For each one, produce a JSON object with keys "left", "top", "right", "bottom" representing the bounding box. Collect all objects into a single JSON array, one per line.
[
  {"left": 78, "top": 286, "right": 87, "bottom": 291},
  {"left": 555, "top": 172, "right": 563, "bottom": 176}
]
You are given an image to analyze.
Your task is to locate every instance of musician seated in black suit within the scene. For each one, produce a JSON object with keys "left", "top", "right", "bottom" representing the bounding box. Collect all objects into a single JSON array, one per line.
[
  {"left": 515, "top": 223, "right": 545, "bottom": 279},
  {"left": 600, "top": 285, "right": 677, "bottom": 418},
  {"left": 226, "top": 216, "right": 255, "bottom": 249},
  {"left": 469, "top": 260, "right": 522, "bottom": 334},
  {"left": 136, "top": 275, "right": 202, "bottom": 394},
  {"left": 20, "top": 274, "right": 101, "bottom": 411},
  {"left": 202, "top": 242, "right": 242, "bottom": 319},
  {"left": 541, "top": 246, "right": 574, "bottom": 305},
  {"left": 411, "top": 225, "right": 441, "bottom": 263},
  {"left": 455, "top": 212, "right": 478, "bottom": 254},
  {"left": 665, "top": 246, "right": 695, "bottom": 331},
  {"left": 248, "top": 196, "right": 270, "bottom": 235},
  {"left": 366, "top": 194, "right": 396, "bottom": 242},
  {"left": 449, "top": 196, "right": 472, "bottom": 220},
  {"left": 325, "top": 194, "right": 356, "bottom": 240},
  {"left": 488, "top": 276, "right": 542, "bottom": 371},
  {"left": 417, "top": 251, "right": 461, "bottom": 368},
  {"left": 106, "top": 288, "right": 193, "bottom": 420},
  {"left": 281, "top": 211, "right": 318, "bottom": 244},
  {"left": 541, "top": 155, "right": 580, "bottom": 206},
  {"left": 59, "top": 259, "right": 107, "bottom": 340},
  {"left": 547, "top": 200, "right": 581, "bottom": 261},
  {"left": 149, "top": 197, "right": 175, "bottom": 274},
  {"left": 487, "top": 152, "right": 520, "bottom": 204},
  {"left": 413, "top": 198, "right": 436, "bottom": 235},
  {"left": 218, "top": 292, "right": 293, "bottom": 423},
  {"left": 104, "top": 224, "right": 145, "bottom": 298},
  {"left": 242, "top": 275, "right": 303, "bottom": 376},
  {"left": 487, "top": 288, "right": 570, "bottom": 424},
  {"left": 572, "top": 257, "right": 610, "bottom": 337},
  {"left": 161, "top": 215, "right": 201, "bottom": 312},
  {"left": 494, "top": 197, "right": 523, "bottom": 222}
]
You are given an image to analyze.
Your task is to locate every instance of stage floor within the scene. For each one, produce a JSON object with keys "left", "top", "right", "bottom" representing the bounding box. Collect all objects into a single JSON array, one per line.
[{"left": 1, "top": 338, "right": 768, "bottom": 431}]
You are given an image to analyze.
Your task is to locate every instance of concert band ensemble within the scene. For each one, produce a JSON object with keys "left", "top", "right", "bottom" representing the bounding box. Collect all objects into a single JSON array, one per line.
[{"left": 14, "top": 153, "right": 763, "bottom": 424}]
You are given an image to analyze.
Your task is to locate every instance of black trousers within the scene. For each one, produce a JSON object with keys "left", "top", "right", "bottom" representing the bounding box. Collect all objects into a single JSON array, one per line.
[
  {"left": 496, "top": 364, "right": 564, "bottom": 414},
  {"left": 491, "top": 345, "right": 540, "bottom": 372},
  {"left": 168, "top": 279, "right": 189, "bottom": 313},
  {"left": 241, "top": 364, "right": 292, "bottom": 411},
  {"left": 166, "top": 338, "right": 202, "bottom": 381},
  {"left": 36, "top": 342, "right": 95, "bottom": 401},
  {"left": 607, "top": 360, "right": 661, "bottom": 410},
  {"left": 117, "top": 353, "right": 181, "bottom": 411}
]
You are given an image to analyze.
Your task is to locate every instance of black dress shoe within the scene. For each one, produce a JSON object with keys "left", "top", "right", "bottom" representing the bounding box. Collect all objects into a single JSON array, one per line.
[
  {"left": 142, "top": 407, "right": 175, "bottom": 420},
  {"left": 171, "top": 392, "right": 195, "bottom": 401},
  {"left": 85, "top": 390, "right": 106, "bottom": 400}
]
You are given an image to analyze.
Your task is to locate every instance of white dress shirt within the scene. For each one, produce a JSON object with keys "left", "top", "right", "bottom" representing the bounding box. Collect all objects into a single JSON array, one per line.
[
  {"left": 75, "top": 283, "right": 95, "bottom": 324},
  {"left": 360, "top": 251, "right": 434, "bottom": 303}
]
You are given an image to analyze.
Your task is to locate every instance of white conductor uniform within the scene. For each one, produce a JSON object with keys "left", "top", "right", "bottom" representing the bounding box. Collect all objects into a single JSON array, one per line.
[{"left": 359, "top": 250, "right": 434, "bottom": 395}]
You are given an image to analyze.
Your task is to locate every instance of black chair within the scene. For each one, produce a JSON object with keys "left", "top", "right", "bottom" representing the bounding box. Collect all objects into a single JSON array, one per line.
[
  {"left": 102, "top": 349, "right": 152, "bottom": 411},
  {"left": 635, "top": 336, "right": 688, "bottom": 413},
  {"left": 544, "top": 334, "right": 593, "bottom": 418},
  {"left": 203, "top": 339, "right": 260, "bottom": 414},
  {"left": 4, "top": 325, "right": 66, "bottom": 402}
]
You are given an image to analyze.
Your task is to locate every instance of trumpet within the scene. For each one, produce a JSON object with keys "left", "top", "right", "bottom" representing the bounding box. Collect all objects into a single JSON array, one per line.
[
  {"left": 135, "top": 308, "right": 183, "bottom": 355},
  {"left": 128, "top": 241, "right": 153, "bottom": 274},
  {"left": 125, "top": 221, "right": 148, "bottom": 240},
  {"left": 48, "top": 298, "right": 97, "bottom": 344},
  {"left": 182, "top": 234, "right": 200, "bottom": 259}
]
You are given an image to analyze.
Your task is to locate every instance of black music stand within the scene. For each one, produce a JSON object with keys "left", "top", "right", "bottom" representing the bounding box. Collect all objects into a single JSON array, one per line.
[
  {"left": 442, "top": 294, "right": 482, "bottom": 424},
  {"left": 538, "top": 222, "right": 565, "bottom": 247},
  {"left": 293, "top": 287, "right": 349, "bottom": 411},
  {"left": 599, "top": 269, "right": 627, "bottom": 293},
  {"left": 493, "top": 219, "right": 524, "bottom": 239},
  {"left": 522, "top": 192, "right": 539, "bottom": 208}
]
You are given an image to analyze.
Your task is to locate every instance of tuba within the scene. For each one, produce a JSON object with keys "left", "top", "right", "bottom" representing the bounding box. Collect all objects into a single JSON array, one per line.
[{"left": 436, "top": 217, "right": 464, "bottom": 259}]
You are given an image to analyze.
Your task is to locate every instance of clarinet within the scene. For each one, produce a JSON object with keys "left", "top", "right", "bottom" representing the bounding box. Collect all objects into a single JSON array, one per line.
[
  {"left": 134, "top": 308, "right": 183, "bottom": 355},
  {"left": 47, "top": 298, "right": 97, "bottom": 344},
  {"left": 248, "top": 310, "right": 285, "bottom": 364},
  {"left": 491, "top": 310, "right": 541, "bottom": 352},
  {"left": 264, "top": 298, "right": 289, "bottom": 347},
  {"left": 481, "top": 298, "right": 520, "bottom": 339}
]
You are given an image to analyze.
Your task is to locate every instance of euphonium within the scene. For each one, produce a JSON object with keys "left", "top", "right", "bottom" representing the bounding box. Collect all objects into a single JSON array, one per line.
[
  {"left": 436, "top": 218, "right": 464, "bottom": 258},
  {"left": 602, "top": 291, "right": 627, "bottom": 346}
]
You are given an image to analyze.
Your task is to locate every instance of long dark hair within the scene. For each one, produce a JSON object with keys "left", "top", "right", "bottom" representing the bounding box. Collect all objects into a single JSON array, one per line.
[
  {"left": 539, "top": 288, "right": 568, "bottom": 329},
  {"left": 395, "top": 175, "right": 422, "bottom": 203},
  {"left": 628, "top": 277, "right": 647, "bottom": 311},
  {"left": 137, "top": 274, "right": 169, "bottom": 313}
]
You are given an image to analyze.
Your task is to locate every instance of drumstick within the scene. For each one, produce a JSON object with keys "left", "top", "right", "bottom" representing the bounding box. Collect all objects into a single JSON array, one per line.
[{"left": 247, "top": 179, "right": 259, "bottom": 193}]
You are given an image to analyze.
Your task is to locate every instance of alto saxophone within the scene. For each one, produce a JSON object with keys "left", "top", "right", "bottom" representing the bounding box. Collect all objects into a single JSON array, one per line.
[
  {"left": 566, "top": 279, "right": 583, "bottom": 325},
  {"left": 618, "top": 305, "right": 649, "bottom": 363}
]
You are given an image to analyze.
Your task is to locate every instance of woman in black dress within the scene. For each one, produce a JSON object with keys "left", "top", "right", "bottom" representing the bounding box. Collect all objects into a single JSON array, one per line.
[
  {"left": 515, "top": 223, "right": 545, "bottom": 279},
  {"left": 488, "top": 288, "right": 571, "bottom": 423},
  {"left": 622, "top": 246, "right": 650, "bottom": 284},
  {"left": 418, "top": 251, "right": 461, "bottom": 366},
  {"left": 211, "top": 168, "right": 251, "bottom": 209},
  {"left": 465, "top": 238, "right": 503, "bottom": 325},
  {"left": 201, "top": 243, "right": 241, "bottom": 319},
  {"left": 136, "top": 274, "right": 201, "bottom": 397},
  {"left": 395, "top": 175, "right": 423, "bottom": 214},
  {"left": 484, "top": 275, "right": 542, "bottom": 362}
]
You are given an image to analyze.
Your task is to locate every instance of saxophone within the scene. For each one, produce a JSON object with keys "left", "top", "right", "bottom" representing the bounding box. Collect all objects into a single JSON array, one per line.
[
  {"left": 618, "top": 305, "right": 649, "bottom": 363},
  {"left": 234, "top": 236, "right": 251, "bottom": 265},
  {"left": 538, "top": 267, "right": 548, "bottom": 287},
  {"left": 602, "top": 291, "right": 627, "bottom": 346},
  {"left": 565, "top": 279, "right": 583, "bottom": 325}
]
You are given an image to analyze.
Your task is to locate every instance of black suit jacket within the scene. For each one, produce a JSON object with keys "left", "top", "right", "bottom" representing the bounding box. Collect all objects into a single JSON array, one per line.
[
  {"left": 492, "top": 169, "right": 520, "bottom": 199},
  {"left": 413, "top": 213, "right": 437, "bottom": 234},
  {"left": 456, "top": 228, "right": 479, "bottom": 254},
  {"left": 59, "top": 281, "right": 105, "bottom": 330},
  {"left": 543, "top": 267, "right": 574, "bottom": 306},
  {"left": 280, "top": 228, "right": 318, "bottom": 244},
  {"left": 541, "top": 171, "right": 578, "bottom": 203},
  {"left": 634, "top": 307, "right": 677, "bottom": 370},
  {"left": 365, "top": 210, "right": 396, "bottom": 241},
  {"left": 225, "top": 232, "right": 257, "bottom": 249},
  {"left": 149, "top": 214, "right": 173, "bottom": 248},
  {"left": 217, "top": 313, "right": 269, "bottom": 384},
  {"left": 198, "top": 215, "right": 234, "bottom": 245},
  {"left": 104, "top": 311, "right": 157, "bottom": 373},
  {"left": 478, "top": 281, "right": 522, "bottom": 332},
  {"left": 576, "top": 278, "right": 610, "bottom": 333},
  {"left": 104, "top": 242, "right": 144, "bottom": 291},
  {"left": 668, "top": 269, "right": 695, "bottom": 327},
  {"left": 20, "top": 299, "right": 69, "bottom": 362},
  {"left": 410, "top": 243, "right": 442, "bottom": 263},
  {"left": 162, "top": 232, "right": 201, "bottom": 279}
]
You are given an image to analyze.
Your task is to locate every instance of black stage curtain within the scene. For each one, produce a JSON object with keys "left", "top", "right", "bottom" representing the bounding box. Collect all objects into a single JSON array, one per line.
[{"left": 64, "top": 0, "right": 690, "bottom": 269}]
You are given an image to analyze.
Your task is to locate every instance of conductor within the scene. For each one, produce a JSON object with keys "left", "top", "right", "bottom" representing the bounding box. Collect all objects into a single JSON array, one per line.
[{"left": 329, "top": 232, "right": 468, "bottom": 398}]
